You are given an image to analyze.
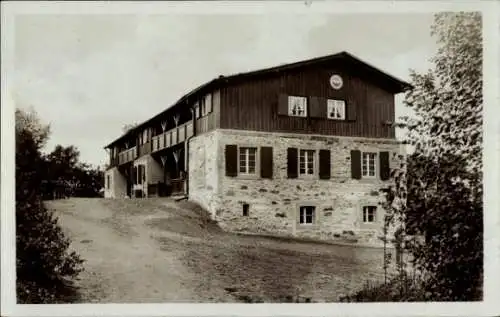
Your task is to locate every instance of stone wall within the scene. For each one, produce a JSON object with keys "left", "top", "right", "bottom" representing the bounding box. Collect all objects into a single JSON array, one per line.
[
  {"left": 188, "top": 129, "right": 404, "bottom": 247},
  {"left": 104, "top": 167, "right": 127, "bottom": 198},
  {"left": 188, "top": 131, "right": 220, "bottom": 216}
]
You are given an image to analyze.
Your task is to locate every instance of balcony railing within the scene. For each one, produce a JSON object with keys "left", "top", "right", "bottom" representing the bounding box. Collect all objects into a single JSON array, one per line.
[
  {"left": 138, "top": 142, "right": 151, "bottom": 157},
  {"left": 117, "top": 146, "right": 137, "bottom": 165},
  {"left": 151, "top": 121, "right": 193, "bottom": 153},
  {"left": 113, "top": 121, "right": 194, "bottom": 166}
]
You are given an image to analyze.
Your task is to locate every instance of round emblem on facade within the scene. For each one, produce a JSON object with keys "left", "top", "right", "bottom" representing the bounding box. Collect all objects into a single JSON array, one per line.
[{"left": 329, "top": 74, "right": 343, "bottom": 90}]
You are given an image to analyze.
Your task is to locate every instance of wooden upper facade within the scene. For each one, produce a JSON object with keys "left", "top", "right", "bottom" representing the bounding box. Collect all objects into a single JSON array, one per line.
[{"left": 105, "top": 51, "right": 411, "bottom": 168}]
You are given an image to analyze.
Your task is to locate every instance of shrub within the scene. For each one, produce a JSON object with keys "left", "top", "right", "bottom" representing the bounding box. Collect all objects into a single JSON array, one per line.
[
  {"left": 339, "top": 274, "right": 426, "bottom": 302},
  {"left": 16, "top": 110, "right": 84, "bottom": 303}
]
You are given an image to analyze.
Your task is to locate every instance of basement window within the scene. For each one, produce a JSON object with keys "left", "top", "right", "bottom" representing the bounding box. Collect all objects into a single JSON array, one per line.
[
  {"left": 363, "top": 206, "right": 377, "bottom": 223},
  {"left": 299, "top": 206, "right": 315, "bottom": 224},
  {"left": 242, "top": 204, "right": 249, "bottom": 216}
]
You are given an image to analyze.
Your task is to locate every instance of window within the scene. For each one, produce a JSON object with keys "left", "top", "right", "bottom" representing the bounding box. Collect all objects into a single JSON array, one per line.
[
  {"left": 239, "top": 147, "right": 257, "bottom": 174},
  {"left": 299, "top": 206, "right": 315, "bottom": 224},
  {"left": 299, "top": 149, "right": 315, "bottom": 176},
  {"left": 327, "top": 99, "right": 346, "bottom": 120},
  {"left": 362, "top": 152, "right": 377, "bottom": 178},
  {"left": 106, "top": 175, "right": 110, "bottom": 189},
  {"left": 363, "top": 206, "right": 377, "bottom": 223},
  {"left": 242, "top": 204, "right": 249, "bottom": 216},
  {"left": 204, "top": 94, "right": 212, "bottom": 115},
  {"left": 288, "top": 96, "right": 307, "bottom": 117},
  {"left": 195, "top": 102, "right": 200, "bottom": 119}
]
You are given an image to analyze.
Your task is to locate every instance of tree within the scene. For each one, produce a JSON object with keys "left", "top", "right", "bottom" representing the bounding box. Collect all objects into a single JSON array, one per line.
[
  {"left": 15, "top": 108, "right": 50, "bottom": 148},
  {"left": 122, "top": 122, "right": 139, "bottom": 134},
  {"left": 342, "top": 12, "right": 482, "bottom": 302},
  {"left": 16, "top": 109, "right": 84, "bottom": 303},
  {"left": 403, "top": 12, "right": 482, "bottom": 181},
  {"left": 387, "top": 12, "right": 483, "bottom": 301}
]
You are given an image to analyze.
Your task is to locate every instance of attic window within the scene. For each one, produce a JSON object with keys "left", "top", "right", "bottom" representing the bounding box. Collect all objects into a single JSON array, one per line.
[
  {"left": 288, "top": 96, "right": 307, "bottom": 117},
  {"left": 327, "top": 99, "right": 346, "bottom": 120}
]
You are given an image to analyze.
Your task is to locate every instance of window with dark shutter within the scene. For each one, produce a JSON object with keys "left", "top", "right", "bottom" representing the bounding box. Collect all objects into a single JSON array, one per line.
[
  {"left": 225, "top": 144, "right": 238, "bottom": 177},
  {"left": 278, "top": 94, "right": 289, "bottom": 116},
  {"left": 287, "top": 148, "right": 298, "bottom": 178},
  {"left": 309, "top": 96, "right": 327, "bottom": 118},
  {"left": 379, "top": 151, "right": 390, "bottom": 181},
  {"left": 319, "top": 149, "right": 331, "bottom": 179},
  {"left": 260, "top": 146, "right": 273, "bottom": 179},
  {"left": 351, "top": 150, "right": 362, "bottom": 179}
]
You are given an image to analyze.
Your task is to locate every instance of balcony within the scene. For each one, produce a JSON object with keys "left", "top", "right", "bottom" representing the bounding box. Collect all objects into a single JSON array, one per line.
[
  {"left": 113, "top": 121, "right": 194, "bottom": 166},
  {"left": 117, "top": 146, "right": 137, "bottom": 165},
  {"left": 151, "top": 121, "right": 193, "bottom": 153}
]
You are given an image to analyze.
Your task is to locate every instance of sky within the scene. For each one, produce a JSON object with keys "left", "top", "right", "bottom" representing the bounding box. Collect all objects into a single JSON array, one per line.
[{"left": 12, "top": 11, "right": 438, "bottom": 167}]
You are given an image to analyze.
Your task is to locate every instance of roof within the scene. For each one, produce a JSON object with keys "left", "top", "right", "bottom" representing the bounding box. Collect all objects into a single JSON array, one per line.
[{"left": 104, "top": 51, "right": 412, "bottom": 149}]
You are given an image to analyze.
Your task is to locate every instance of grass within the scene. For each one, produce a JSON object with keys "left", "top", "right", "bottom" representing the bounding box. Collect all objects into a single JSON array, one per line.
[{"left": 49, "top": 198, "right": 395, "bottom": 303}]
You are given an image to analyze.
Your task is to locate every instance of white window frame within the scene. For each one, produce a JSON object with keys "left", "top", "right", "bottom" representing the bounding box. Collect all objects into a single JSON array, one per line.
[
  {"left": 327, "top": 99, "right": 346, "bottom": 120},
  {"left": 298, "top": 149, "right": 316, "bottom": 177},
  {"left": 288, "top": 96, "right": 308, "bottom": 117},
  {"left": 299, "top": 206, "right": 316, "bottom": 225},
  {"left": 362, "top": 152, "right": 377, "bottom": 178},
  {"left": 238, "top": 146, "right": 258, "bottom": 175},
  {"left": 362, "top": 206, "right": 377, "bottom": 223}
]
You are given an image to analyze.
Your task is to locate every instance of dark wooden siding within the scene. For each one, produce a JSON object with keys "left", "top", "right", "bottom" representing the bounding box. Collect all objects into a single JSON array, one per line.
[
  {"left": 219, "top": 65, "right": 396, "bottom": 139},
  {"left": 194, "top": 90, "right": 221, "bottom": 135}
]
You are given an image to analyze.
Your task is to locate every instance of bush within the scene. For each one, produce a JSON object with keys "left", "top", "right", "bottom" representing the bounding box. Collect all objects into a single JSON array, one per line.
[
  {"left": 16, "top": 110, "right": 84, "bottom": 303},
  {"left": 339, "top": 274, "right": 426, "bottom": 302}
]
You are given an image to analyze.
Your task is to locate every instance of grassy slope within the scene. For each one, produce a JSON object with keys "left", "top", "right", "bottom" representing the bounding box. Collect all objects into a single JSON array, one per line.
[{"left": 48, "top": 198, "right": 393, "bottom": 303}]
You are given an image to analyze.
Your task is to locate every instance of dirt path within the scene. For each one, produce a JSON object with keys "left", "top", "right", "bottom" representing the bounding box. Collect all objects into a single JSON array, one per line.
[
  {"left": 49, "top": 198, "right": 393, "bottom": 303},
  {"left": 50, "top": 198, "right": 215, "bottom": 302}
]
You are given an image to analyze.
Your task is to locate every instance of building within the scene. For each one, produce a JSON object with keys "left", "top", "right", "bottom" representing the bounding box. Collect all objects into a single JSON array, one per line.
[{"left": 104, "top": 51, "right": 411, "bottom": 246}]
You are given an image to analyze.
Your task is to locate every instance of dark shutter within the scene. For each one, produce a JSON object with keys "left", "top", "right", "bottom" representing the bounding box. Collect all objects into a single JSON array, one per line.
[
  {"left": 309, "top": 96, "right": 327, "bottom": 118},
  {"left": 260, "top": 146, "right": 273, "bottom": 179},
  {"left": 319, "top": 149, "right": 331, "bottom": 179},
  {"left": 287, "top": 148, "right": 298, "bottom": 178},
  {"left": 225, "top": 144, "right": 238, "bottom": 177},
  {"left": 278, "top": 94, "right": 289, "bottom": 116},
  {"left": 379, "top": 151, "right": 390, "bottom": 181},
  {"left": 351, "top": 150, "right": 361, "bottom": 179},
  {"left": 347, "top": 100, "right": 357, "bottom": 121}
]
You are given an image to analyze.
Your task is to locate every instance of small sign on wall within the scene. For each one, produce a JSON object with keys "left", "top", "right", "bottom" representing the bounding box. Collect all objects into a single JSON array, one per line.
[{"left": 329, "top": 74, "right": 343, "bottom": 90}]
